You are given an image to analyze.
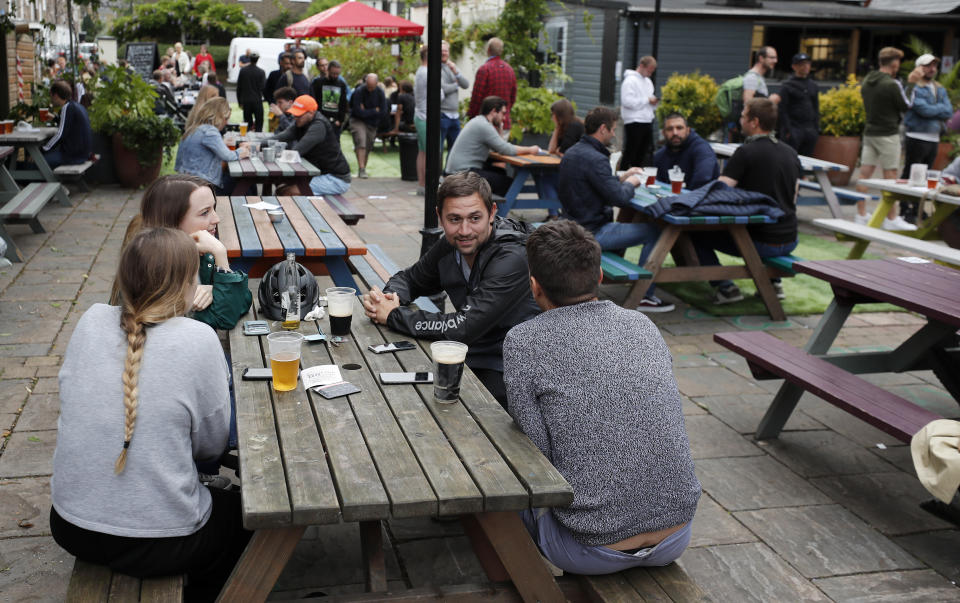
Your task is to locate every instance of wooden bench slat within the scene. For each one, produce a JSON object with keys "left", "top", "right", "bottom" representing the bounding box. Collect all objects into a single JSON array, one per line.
[
  {"left": 276, "top": 196, "right": 325, "bottom": 256},
  {"left": 260, "top": 196, "right": 306, "bottom": 256},
  {"left": 323, "top": 193, "right": 365, "bottom": 225},
  {"left": 0, "top": 182, "right": 61, "bottom": 219},
  {"left": 215, "top": 196, "right": 242, "bottom": 260},
  {"left": 246, "top": 195, "right": 285, "bottom": 258},
  {"left": 310, "top": 197, "right": 367, "bottom": 255},
  {"left": 53, "top": 160, "right": 95, "bottom": 176},
  {"left": 291, "top": 195, "right": 343, "bottom": 255},
  {"left": 813, "top": 218, "right": 960, "bottom": 266},
  {"left": 762, "top": 254, "right": 804, "bottom": 276},
  {"left": 229, "top": 196, "right": 264, "bottom": 258},
  {"left": 600, "top": 252, "right": 653, "bottom": 281},
  {"left": 66, "top": 560, "right": 112, "bottom": 603},
  {"left": 138, "top": 575, "right": 184, "bottom": 602},
  {"left": 798, "top": 180, "right": 877, "bottom": 202},
  {"left": 107, "top": 572, "right": 141, "bottom": 600},
  {"left": 714, "top": 330, "right": 941, "bottom": 442}
]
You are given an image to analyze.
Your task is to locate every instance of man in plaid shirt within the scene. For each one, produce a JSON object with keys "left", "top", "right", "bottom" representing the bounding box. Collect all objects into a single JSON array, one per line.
[{"left": 468, "top": 38, "right": 517, "bottom": 133}]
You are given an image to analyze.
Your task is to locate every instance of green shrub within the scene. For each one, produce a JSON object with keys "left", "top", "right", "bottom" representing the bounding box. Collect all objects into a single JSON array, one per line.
[
  {"left": 656, "top": 71, "right": 722, "bottom": 138},
  {"left": 819, "top": 75, "right": 865, "bottom": 137},
  {"left": 508, "top": 83, "right": 569, "bottom": 141}
]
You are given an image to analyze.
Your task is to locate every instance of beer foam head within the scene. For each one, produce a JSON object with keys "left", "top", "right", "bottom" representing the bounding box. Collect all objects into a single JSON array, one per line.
[
  {"left": 325, "top": 287, "right": 355, "bottom": 316},
  {"left": 431, "top": 341, "right": 468, "bottom": 363}
]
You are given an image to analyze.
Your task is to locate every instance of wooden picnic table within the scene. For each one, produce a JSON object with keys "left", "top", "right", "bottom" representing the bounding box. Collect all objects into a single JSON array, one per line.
[
  {"left": 215, "top": 195, "right": 366, "bottom": 284},
  {"left": 0, "top": 126, "right": 71, "bottom": 206},
  {"left": 625, "top": 185, "right": 788, "bottom": 321},
  {"left": 845, "top": 178, "right": 960, "bottom": 258},
  {"left": 710, "top": 141, "right": 848, "bottom": 218},
  {"left": 488, "top": 151, "right": 561, "bottom": 216},
  {"left": 219, "top": 283, "right": 574, "bottom": 602},
  {"left": 747, "top": 258, "right": 960, "bottom": 440},
  {"left": 227, "top": 155, "right": 321, "bottom": 196}
]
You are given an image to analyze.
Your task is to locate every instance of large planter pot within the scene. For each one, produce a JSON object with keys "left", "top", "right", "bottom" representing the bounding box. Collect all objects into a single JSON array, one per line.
[
  {"left": 933, "top": 141, "right": 954, "bottom": 170},
  {"left": 812, "top": 135, "right": 860, "bottom": 186},
  {"left": 88, "top": 131, "right": 117, "bottom": 185},
  {"left": 112, "top": 133, "right": 161, "bottom": 188}
]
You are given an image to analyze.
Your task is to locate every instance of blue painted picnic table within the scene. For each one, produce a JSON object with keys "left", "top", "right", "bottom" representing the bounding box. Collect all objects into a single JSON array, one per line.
[
  {"left": 623, "top": 185, "right": 787, "bottom": 320},
  {"left": 215, "top": 195, "right": 365, "bottom": 288},
  {"left": 227, "top": 156, "right": 322, "bottom": 196},
  {"left": 489, "top": 151, "right": 561, "bottom": 216}
]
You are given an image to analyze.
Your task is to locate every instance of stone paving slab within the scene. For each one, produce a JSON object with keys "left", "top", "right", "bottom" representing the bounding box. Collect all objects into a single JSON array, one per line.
[
  {"left": 687, "top": 493, "right": 756, "bottom": 548},
  {"left": 0, "top": 378, "right": 32, "bottom": 415},
  {"left": 15, "top": 394, "right": 59, "bottom": 432},
  {"left": 678, "top": 542, "right": 830, "bottom": 602},
  {"left": 0, "top": 477, "right": 51, "bottom": 538},
  {"left": 674, "top": 366, "right": 768, "bottom": 398},
  {"left": 893, "top": 530, "right": 960, "bottom": 583},
  {"left": 811, "top": 472, "right": 955, "bottom": 535},
  {"left": 0, "top": 431, "right": 56, "bottom": 478},
  {"left": 0, "top": 535, "right": 73, "bottom": 601},
  {"left": 797, "top": 394, "right": 903, "bottom": 447},
  {"left": 813, "top": 569, "right": 959, "bottom": 602},
  {"left": 870, "top": 444, "right": 918, "bottom": 474},
  {"left": 735, "top": 505, "right": 924, "bottom": 578},
  {"left": 760, "top": 430, "right": 893, "bottom": 477},
  {"left": 695, "top": 393, "right": 824, "bottom": 434},
  {"left": 684, "top": 415, "right": 763, "bottom": 459},
  {"left": 695, "top": 456, "right": 832, "bottom": 511},
  {"left": 394, "top": 536, "right": 487, "bottom": 588}
]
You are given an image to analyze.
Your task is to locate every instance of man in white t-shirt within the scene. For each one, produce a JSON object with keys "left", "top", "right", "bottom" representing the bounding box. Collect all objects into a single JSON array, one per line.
[{"left": 619, "top": 56, "right": 658, "bottom": 169}]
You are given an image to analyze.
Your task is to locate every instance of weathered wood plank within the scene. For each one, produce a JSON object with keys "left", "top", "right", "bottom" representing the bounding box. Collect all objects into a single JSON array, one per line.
[
  {"left": 228, "top": 302, "right": 292, "bottom": 529},
  {"left": 648, "top": 563, "right": 711, "bottom": 602},
  {"left": 622, "top": 567, "right": 673, "bottom": 602},
  {"left": 215, "top": 196, "right": 241, "bottom": 259},
  {"left": 138, "top": 575, "right": 184, "bottom": 602},
  {"left": 580, "top": 573, "right": 647, "bottom": 603},
  {"left": 229, "top": 196, "right": 263, "bottom": 258},
  {"left": 262, "top": 196, "right": 305, "bottom": 256},
  {"left": 292, "top": 195, "right": 345, "bottom": 255},
  {"left": 311, "top": 197, "right": 367, "bottom": 255},
  {"left": 66, "top": 560, "right": 111, "bottom": 603},
  {"left": 277, "top": 196, "right": 324, "bottom": 256},
  {"left": 106, "top": 572, "right": 141, "bottom": 601},
  {"left": 247, "top": 196, "right": 284, "bottom": 258}
]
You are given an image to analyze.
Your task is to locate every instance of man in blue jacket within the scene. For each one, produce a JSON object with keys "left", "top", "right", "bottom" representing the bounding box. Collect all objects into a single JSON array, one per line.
[
  {"left": 559, "top": 106, "right": 672, "bottom": 312},
  {"left": 654, "top": 113, "right": 719, "bottom": 190},
  {"left": 42, "top": 80, "right": 91, "bottom": 168},
  {"left": 349, "top": 73, "right": 386, "bottom": 179},
  {"left": 900, "top": 53, "right": 953, "bottom": 224}
]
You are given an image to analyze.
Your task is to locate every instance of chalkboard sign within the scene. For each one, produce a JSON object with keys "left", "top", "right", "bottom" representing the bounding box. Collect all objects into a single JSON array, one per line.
[{"left": 125, "top": 42, "right": 159, "bottom": 80}]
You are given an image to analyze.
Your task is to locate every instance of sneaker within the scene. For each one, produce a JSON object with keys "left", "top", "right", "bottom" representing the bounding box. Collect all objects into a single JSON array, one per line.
[
  {"left": 636, "top": 295, "right": 675, "bottom": 313},
  {"left": 882, "top": 216, "right": 918, "bottom": 231},
  {"left": 415, "top": 186, "right": 425, "bottom": 195},
  {"left": 357, "top": 168, "right": 368, "bottom": 179},
  {"left": 712, "top": 284, "right": 743, "bottom": 305},
  {"left": 756, "top": 281, "right": 786, "bottom": 300},
  {"left": 853, "top": 213, "right": 870, "bottom": 225},
  {"left": 199, "top": 473, "right": 233, "bottom": 490}
]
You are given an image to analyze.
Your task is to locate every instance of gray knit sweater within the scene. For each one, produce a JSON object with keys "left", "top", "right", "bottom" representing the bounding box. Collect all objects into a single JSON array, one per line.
[{"left": 503, "top": 300, "right": 700, "bottom": 546}]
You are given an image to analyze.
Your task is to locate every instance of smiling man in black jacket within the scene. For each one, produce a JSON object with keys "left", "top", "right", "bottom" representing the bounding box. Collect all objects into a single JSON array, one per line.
[{"left": 361, "top": 171, "right": 539, "bottom": 407}]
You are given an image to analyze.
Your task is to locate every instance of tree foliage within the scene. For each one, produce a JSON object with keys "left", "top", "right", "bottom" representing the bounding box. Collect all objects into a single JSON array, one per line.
[
  {"left": 110, "top": 0, "right": 256, "bottom": 44},
  {"left": 306, "top": 0, "right": 342, "bottom": 16},
  {"left": 656, "top": 72, "right": 723, "bottom": 138},
  {"left": 819, "top": 75, "right": 865, "bottom": 137},
  {"left": 322, "top": 37, "right": 420, "bottom": 90}
]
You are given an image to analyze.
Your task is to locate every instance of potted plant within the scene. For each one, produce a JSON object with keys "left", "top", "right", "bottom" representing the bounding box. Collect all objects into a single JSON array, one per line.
[
  {"left": 508, "top": 83, "right": 567, "bottom": 146},
  {"left": 814, "top": 75, "right": 865, "bottom": 186},
  {"left": 656, "top": 71, "right": 723, "bottom": 140},
  {"left": 87, "top": 65, "right": 180, "bottom": 187}
]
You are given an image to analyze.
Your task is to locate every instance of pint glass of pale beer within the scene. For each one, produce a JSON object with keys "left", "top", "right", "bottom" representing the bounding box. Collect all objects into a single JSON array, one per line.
[{"left": 267, "top": 331, "right": 304, "bottom": 391}]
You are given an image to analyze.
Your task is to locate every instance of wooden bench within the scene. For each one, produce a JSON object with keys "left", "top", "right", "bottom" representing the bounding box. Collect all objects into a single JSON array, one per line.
[
  {"left": 317, "top": 193, "right": 364, "bottom": 225},
  {"left": 0, "top": 182, "right": 65, "bottom": 262},
  {"left": 66, "top": 559, "right": 183, "bottom": 602},
  {"left": 349, "top": 242, "right": 442, "bottom": 313},
  {"left": 813, "top": 218, "right": 960, "bottom": 265},
  {"left": 798, "top": 180, "right": 877, "bottom": 205},
  {"left": 600, "top": 252, "right": 653, "bottom": 282},
  {"left": 714, "top": 330, "right": 942, "bottom": 442},
  {"left": 580, "top": 562, "right": 709, "bottom": 602},
  {"left": 54, "top": 156, "right": 98, "bottom": 192}
]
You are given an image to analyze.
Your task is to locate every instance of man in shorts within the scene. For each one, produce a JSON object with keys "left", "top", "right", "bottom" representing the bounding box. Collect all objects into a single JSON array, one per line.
[
  {"left": 854, "top": 47, "right": 915, "bottom": 231},
  {"left": 349, "top": 73, "right": 386, "bottom": 179}
]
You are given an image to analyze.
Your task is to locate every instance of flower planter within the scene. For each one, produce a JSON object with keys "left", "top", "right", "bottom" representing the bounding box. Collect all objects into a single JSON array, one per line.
[
  {"left": 812, "top": 135, "right": 860, "bottom": 186},
  {"left": 112, "top": 133, "right": 161, "bottom": 188}
]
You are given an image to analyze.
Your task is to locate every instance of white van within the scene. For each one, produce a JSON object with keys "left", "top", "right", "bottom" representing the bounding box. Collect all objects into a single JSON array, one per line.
[{"left": 226, "top": 37, "right": 319, "bottom": 84}]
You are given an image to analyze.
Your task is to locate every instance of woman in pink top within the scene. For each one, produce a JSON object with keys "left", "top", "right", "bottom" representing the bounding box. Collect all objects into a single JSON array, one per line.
[{"left": 194, "top": 44, "right": 215, "bottom": 75}]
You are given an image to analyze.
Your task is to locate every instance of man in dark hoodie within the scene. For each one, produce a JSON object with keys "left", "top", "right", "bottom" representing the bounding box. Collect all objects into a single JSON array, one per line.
[
  {"left": 854, "top": 46, "right": 915, "bottom": 231},
  {"left": 360, "top": 171, "right": 540, "bottom": 407},
  {"left": 778, "top": 53, "right": 819, "bottom": 156},
  {"left": 653, "top": 113, "right": 718, "bottom": 190}
]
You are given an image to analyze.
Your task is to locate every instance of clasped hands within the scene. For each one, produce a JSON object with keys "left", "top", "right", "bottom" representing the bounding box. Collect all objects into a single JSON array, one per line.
[{"left": 361, "top": 286, "right": 400, "bottom": 324}]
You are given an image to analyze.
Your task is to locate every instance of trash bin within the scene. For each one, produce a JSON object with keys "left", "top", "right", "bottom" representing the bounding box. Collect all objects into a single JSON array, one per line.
[{"left": 399, "top": 133, "right": 418, "bottom": 181}]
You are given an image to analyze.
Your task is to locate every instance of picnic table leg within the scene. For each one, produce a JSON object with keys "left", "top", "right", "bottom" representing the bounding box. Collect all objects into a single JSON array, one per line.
[
  {"left": 497, "top": 168, "right": 528, "bottom": 217},
  {"left": 325, "top": 257, "right": 360, "bottom": 290},
  {"left": 0, "top": 224, "right": 24, "bottom": 262},
  {"left": 813, "top": 170, "right": 843, "bottom": 219},
  {"left": 216, "top": 526, "right": 305, "bottom": 603},
  {"left": 917, "top": 202, "right": 959, "bottom": 241},
  {"left": 22, "top": 144, "right": 70, "bottom": 206},
  {"left": 465, "top": 511, "right": 565, "bottom": 603},
  {"left": 848, "top": 193, "right": 898, "bottom": 259},
  {"left": 232, "top": 179, "right": 254, "bottom": 196},
  {"left": 623, "top": 225, "right": 681, "bottom": 309},
  {"left": 728, "top": 225, "right": 785, "bottom": 322},
  {"left": 360, "top": 520, "right": 388, "bottom": 592},
  {"left": 757, "top": 298, "right": 852, "bottom": 439}
]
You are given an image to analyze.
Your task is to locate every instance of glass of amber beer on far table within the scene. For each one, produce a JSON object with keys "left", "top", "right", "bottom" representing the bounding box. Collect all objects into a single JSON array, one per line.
[{"left": 267, "top": 331, "right": 304, "bottom": 391}]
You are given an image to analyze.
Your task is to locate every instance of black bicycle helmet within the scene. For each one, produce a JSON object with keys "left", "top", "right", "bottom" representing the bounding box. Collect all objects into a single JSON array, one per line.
[{"left": 258, "top": 258, "right": 320, "bottom": 321}]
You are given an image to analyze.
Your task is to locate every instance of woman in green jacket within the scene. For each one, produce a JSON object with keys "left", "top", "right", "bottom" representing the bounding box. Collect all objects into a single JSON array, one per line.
[{"left": 112, "top": 175, "right": 252, "bottom": 330}]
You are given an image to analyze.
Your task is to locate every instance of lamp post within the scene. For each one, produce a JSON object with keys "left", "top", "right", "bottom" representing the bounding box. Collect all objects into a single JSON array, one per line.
[{"left": 419, "top": 0, "right": 442, "bottom": 257}]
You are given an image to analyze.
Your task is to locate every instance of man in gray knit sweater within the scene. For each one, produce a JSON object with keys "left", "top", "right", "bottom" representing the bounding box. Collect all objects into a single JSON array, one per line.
[{"left": 503, "top": 220, "right": 700, "bottom": 574}]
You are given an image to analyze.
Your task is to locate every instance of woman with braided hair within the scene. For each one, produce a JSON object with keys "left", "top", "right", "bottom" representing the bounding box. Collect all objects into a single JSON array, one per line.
[{"left": 51, "top": 228, "right": 250, "bottom": 601}]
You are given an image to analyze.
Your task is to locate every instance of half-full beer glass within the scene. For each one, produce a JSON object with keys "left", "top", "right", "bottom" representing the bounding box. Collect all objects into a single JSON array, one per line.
[
  {"left": 325, "top": 287, "right": 356, "bottom": 336},
  {"left": 267, "top": 331, "right": 303, "bottom": 391},
  {"left": 430, "top": 341, "right": 468, "bottom": 403}
]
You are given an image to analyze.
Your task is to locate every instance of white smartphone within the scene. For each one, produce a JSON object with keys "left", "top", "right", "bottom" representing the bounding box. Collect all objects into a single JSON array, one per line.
[{"left": 379, "top": 371, "right": 433, "bottom": 384}]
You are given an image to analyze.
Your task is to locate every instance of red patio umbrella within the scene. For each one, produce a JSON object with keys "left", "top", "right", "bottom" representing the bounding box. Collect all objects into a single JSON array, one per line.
[{"left": 284, "top": 1, "right": 424, "bottom": 39}]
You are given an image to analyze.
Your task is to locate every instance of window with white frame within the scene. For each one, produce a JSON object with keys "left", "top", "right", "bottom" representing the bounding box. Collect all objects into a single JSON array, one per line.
[{"left": 540, "top": 17, "right": 567, "bottom": 91}]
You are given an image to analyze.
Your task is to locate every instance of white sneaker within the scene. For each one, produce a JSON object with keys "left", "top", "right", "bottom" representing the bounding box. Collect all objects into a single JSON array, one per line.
[
  {"left": 853, "top": 213, "right": 870, "bottom": 225},
  {"left": 882, "top": 216, "right": 918, "bottom": 231}
]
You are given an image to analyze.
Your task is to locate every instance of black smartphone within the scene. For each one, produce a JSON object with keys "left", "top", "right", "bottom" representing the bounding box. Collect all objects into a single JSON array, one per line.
[
  {"left": 369, "top": 341, "right": 417, "bottom": 354},
  {"left": 379, "top": 371, "right": 433, "bottom": 384},
  {"left": 242, "top": 367, "right": 273, "bottom": 380},
  {"left": 314, "top": 381, "right": 361, "bottom": 399}
]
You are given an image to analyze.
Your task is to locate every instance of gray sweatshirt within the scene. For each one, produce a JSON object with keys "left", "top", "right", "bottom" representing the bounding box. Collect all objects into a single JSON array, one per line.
[
  {"left": 440, "top": 62, "right": 468, "bottom": 115},
  {"left": 52, "top": 304, "right": 231, "bottom": 538},
  {"left": 503, "top": 300, "right": 700, "bottom": 546},
  {"left": 445, "top": 115, "right": 517, "bottom": 174}
]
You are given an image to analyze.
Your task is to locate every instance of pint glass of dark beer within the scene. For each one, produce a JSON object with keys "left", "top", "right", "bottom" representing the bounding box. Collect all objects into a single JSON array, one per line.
[
  {"left": 325, "top": 287, "right": 356, "bottom": 336},
  {"left": 430, "top": 341, "right": 468, "bottom": 403}
]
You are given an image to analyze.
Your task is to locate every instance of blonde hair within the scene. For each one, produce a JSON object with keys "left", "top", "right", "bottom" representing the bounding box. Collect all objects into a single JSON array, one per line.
[
  {"left": 182, "top": 96, "right": 230, "bottom": 140},
  {"left": 194, "top": 84, "right": 220, "bottom": 111},
  {"left": 113, "top": 227, "right": 199, "bottom": 473}
]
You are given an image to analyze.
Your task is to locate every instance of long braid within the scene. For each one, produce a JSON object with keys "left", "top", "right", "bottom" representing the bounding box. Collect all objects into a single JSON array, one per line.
[{"left": 115, "top": 311, "right": 146, "bottom": 473}]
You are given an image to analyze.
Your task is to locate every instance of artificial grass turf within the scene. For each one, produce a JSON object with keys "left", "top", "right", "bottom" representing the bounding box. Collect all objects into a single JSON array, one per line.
[{"left": 624, "top": 232, "right": 901, "bottom": 316}]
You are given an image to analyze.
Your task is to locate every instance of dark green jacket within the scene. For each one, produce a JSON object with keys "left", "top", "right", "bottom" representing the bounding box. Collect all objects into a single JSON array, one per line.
[
  {"left": 861, "top": 70, "right": 911, "bottom": 137},
  {"left": 192, "top": 252, "right": 252, "bottom": 330}
]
